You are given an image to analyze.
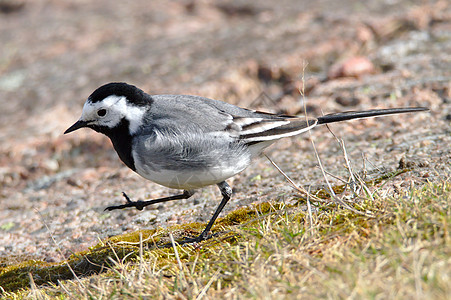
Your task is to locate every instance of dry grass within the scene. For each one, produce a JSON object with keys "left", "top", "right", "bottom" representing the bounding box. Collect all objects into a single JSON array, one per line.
[{"left": 3, "top": 179, "right": 449, "bottom": 299}]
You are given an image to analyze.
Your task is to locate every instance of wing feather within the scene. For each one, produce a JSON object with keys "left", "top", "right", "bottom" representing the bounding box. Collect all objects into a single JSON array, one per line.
[{"left": 225, "top": 115, "right": 318, "bottom": 143}]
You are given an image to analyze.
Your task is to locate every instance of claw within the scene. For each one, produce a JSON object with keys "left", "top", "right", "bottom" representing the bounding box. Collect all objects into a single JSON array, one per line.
[
  {"left": 180, "top": 231, "right": 213, "bottom": 244},
  {"left": 122, "top": 192, "right": 132, "bottom": 203},
  {"left": 104, "top": 193, "right": 144, "bottom": 211}
]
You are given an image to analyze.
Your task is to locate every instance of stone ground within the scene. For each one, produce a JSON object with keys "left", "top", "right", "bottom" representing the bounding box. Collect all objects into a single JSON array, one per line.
[{"left": 0, "top": 0, "right": 449, "bottom": 263}]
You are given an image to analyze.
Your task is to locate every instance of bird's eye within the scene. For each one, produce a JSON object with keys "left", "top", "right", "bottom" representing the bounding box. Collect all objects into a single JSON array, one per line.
[{"left": 97, "top": 109, "right": 107, "bottom": 117}]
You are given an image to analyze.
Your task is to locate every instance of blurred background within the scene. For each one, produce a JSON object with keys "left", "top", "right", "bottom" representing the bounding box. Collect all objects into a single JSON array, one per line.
[{"left": 0, "top": 0, "right": 449, "bottom": 262}]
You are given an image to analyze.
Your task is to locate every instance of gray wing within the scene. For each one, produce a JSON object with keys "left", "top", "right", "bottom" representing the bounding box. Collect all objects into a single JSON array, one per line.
[
  {"left": 132, "top": 94, "right": 318, "bottom": 174},
  {"left": 142, "top": 94, "right": 318, "bottom": 144}
]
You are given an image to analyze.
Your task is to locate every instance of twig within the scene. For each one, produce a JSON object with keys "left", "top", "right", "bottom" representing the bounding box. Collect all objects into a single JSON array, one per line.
[
  {"left": 169, "top": 233, "right": 183, "bottom": 271},
  {"left": 324, "top": 124, "right": 359, "bottom": 194},
  {"left": 362, "top": 154, "right": 385, "bottom": 174},
  {"left": 318, "top": 168, "right": 348, "bottom": 184},
  {"left": 196, "top": 270, "right": 220, "bottom": 300},
  {"left": 301, "top": 94, "right": 372, "bottom": 217},
  {"left": 308, "top": 137, "right": 370, "bottom": 218},
  {"left": 28, "top": 273, "right": 43, "bottom": 300},
  {"left": 265, "top": 154, "right": 326, "bottom": 203},
  {"left": 306, "top": 186, "right": 315, "bottom": 237},
  {"left": 139, "top": 232, "right": 143, "bottom": 280}
]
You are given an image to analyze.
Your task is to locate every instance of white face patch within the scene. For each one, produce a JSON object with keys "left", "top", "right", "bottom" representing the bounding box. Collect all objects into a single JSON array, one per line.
[{"left": 79, "top": 95, "right": 146, "bottom": 134}]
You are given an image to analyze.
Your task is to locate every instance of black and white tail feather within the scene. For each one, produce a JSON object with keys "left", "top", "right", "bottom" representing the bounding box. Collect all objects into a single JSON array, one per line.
[{"left": 231, "top": 107, "right": 427, "bottom": 147}]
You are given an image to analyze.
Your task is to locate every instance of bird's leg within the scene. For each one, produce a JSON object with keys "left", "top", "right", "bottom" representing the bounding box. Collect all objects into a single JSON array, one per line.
[
  {"left": 182, "top": 181, "right": 232, "bottom": 243},
  {"left": 105, "top": 190, "right": 195, "bottom": 211}
]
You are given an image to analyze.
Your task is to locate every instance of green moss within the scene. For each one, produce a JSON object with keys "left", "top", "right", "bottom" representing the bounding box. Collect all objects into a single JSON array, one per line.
[
  {"left": 0, "top": 242, "right": 141, "bottom": 294},
  {"left": 218, "top": 202, "right": 281, "bottom": 227},
  {"left": 106, "top": 229, "right": 159, "bottom": 244}
]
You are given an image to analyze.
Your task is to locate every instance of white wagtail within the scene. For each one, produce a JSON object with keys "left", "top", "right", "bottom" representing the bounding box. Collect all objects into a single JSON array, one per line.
[{"left": 64, "top": 82, "right": 428, "bottom": 242}]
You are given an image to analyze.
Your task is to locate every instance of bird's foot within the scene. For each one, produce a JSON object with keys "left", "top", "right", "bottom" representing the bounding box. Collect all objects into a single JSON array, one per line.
[
  {"left": 180, "top": 230, "right": 224, "bottom": 245},
  {"left": 104, "top": 192, "right": 145, "bottom": 211},
  {"left": 180, "top": 233, "right": 210, "bottom": 244}
]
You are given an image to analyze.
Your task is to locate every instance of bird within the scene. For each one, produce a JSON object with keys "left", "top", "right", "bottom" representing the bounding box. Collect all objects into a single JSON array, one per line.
[{"left": 64, "top": 82, "right": 428, "bottom": 243}]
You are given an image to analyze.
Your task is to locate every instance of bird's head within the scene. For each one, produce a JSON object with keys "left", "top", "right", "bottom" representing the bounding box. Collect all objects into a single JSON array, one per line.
[{"left": 64, "top": 82, "right": 150, "bottom": 135}]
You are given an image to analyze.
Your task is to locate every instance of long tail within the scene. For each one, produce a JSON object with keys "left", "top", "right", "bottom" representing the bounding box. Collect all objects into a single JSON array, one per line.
[{"left": 317, "top": 107, "right": 429, "bottom": 125}]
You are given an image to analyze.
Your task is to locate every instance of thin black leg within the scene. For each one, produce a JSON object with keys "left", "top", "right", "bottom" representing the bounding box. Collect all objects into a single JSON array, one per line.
[
  {"left": 105, "top": 190, "right": 195, "bottom": 211},
  {"left": 183, "top": 181, "right": 232, "bottom": 243}
]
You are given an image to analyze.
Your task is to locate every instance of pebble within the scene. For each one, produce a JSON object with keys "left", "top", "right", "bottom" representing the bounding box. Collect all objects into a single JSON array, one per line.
[
  {"left": 328, "top": 56, "right": 375, "bottom": 79},
  {"left": 133, "top": 211, "right": 157, "bottom": 224}
]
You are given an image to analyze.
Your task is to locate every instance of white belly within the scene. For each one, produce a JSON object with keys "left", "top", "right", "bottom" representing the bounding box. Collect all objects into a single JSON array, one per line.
[
  {"left": 130, "top": 130, "right": 254, "bottom": 190},
  {"left": 132, "top": 148, "right": 250, "bottom": 189},
  {"left": 134, "top": 162, "right": 247, "bottom": 189}
]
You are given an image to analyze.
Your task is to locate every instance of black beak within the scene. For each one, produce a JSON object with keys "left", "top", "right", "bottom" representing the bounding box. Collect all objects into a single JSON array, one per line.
[{"left": 64, "top": 120, "right": 89, "bottom": 134}]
